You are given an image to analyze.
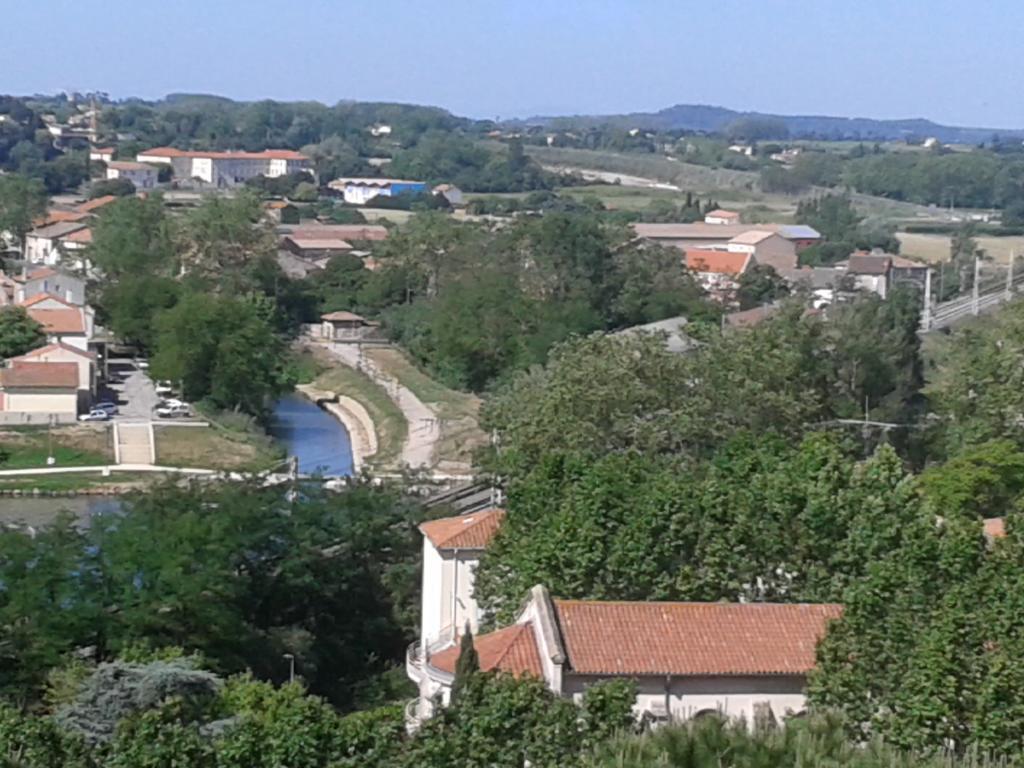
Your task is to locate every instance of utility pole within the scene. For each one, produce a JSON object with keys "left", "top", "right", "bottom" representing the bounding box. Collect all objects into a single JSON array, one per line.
[
  {"left": 922, "top": 268, "right": 932, "bottom": 332},
  {"left": 972, "top": 256, "right": 981, "bottom": 316},
  {"left": 1008, "top": 251, "right": 1016, "bottom": 300}
]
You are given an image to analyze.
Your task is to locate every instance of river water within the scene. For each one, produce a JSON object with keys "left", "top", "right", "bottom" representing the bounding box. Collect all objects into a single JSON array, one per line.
[
  {"left": 0, "top": 394, "right": 354, "bottom": 528},
  {"left": 267, "top": 393, "right": 355, "bottom": 477}
]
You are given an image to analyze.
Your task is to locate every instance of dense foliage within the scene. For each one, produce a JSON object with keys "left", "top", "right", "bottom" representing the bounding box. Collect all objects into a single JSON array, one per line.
[{"left": 0, "top": 480, "right": 423, "bottom": 709}]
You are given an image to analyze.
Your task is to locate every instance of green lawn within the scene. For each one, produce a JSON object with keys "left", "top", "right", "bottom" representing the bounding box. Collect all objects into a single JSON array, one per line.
[
  {"left": 0, "top": 425, "right": 112, "bottom": 469},
  {"left": 0, "top": 472, "right": 159, "bottom": 493},
  {"left": 154, "top": 425, "right": 283, "bottom": 472}
]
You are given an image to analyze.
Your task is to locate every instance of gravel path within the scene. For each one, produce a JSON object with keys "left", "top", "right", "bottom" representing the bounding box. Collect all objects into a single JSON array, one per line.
[{"left": 325, "top": 343, "right": 439, "bottom": 469}]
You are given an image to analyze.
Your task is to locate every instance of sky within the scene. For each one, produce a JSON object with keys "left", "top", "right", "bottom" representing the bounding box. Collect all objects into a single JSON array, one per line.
[{"left": 3, "top": 0, "right": 1024, "bottom": 128}]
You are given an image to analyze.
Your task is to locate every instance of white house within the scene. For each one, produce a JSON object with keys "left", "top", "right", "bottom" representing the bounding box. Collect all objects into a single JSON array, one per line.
[
  {"left": 25, "top": 300, "right": 91, "bottom": 351},
  {"left": 0, "top": 361, "right": 79, "bottom": 423},
  {"left": 106, "top": 161, "right": 158, "bottom": 189},
  {"left": 11, "top": 343, "right": 96, "bottom": 409},
  {"left": 15, "top": 267, "right": 87, "bottom": 306},
  {"left": 23, "top": 221, "right": 91, "bottom": 265},
  {"left": 89, "top": 147, "right": 115, "bottom": 163},
  {"left": 405, "top": 510, "right": 841, "bottom": 730},
  {"left": 135, "top": 148, "right": 311, "bottom": 187},
  {"left": 704, "top": 209, "right": 740, "bottom": 225},
  {"left": 684, "top": 249, "right": 753, "bottom": 304}
]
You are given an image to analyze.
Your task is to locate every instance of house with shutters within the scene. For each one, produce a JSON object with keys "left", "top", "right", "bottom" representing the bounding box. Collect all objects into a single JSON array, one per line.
[{"left": 405, "top": 509, "right": 841, "bottom": 730}]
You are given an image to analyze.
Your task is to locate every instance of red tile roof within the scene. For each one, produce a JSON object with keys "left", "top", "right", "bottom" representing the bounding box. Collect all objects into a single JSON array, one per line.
[
  {"left": 25, "top": 267, "right": 58, "bottom": 281},
  {"left": 139, "top": 147, "right": 307, "bottom": 161},
  {"left": 429, "top": 623, "right": 542, "bottom": 679},
  {"left": 984, "top": 517, "right": 1006, "bottom": 540},
  {"left": 14, "top": 342, "right": 95, "bottom": 360},
  {"left": 76, "top": 195, "right": 118, "bottom": 213},
  {"left": 288, "top": 225, "right": 389, "bottom": 242},
  {"left": 33, "top": 210, "right": 90, "bottom": 227},
  {"left": 62, "top": 228, "right": 92, "bottom": 244},
  {"left": 321, "top": 310, "right": 367, "bottom": 323},
  {"left": 19, "top": 293, "right": 77, "bottom": 310},
  {"left": 26, "top": 308, "right": 85, "bottom": 334},
  {"left": 419, "top": 508, "right": 505, "bottom": 550},
  {"left": 685, "top": 249, "right": 751, "bottom": 276},
  {"left": 553, "top": 600, "right": 842, "bottom": 676},
  {"left": 706, "top": 209, "right": 739, "bottom": 219},
  {"left": 1, "top": 361, "right": 78, "bottom": 389}
]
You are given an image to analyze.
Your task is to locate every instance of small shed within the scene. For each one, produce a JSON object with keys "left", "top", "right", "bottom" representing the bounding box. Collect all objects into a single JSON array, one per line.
[{"left": 320, "top": 311, "right": 380, "bottom": 341}]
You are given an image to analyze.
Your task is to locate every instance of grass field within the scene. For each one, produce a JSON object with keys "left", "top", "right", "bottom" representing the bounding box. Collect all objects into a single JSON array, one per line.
[
  {"left": 0, "top": 472, "right": 159, "bottom": 493},
  {"left": 154, "top": 425, "right": 283, "bottom": 472},
  {"left": 363, "top": 347, "right": 487, "bottom": 470},
  {"left": 897, "top": 233, "right": 1024, "bottom": 263},
  {"left": 0, "top": 425, "right": 112, "bottom": 469},
  {"left": 308, "top": 347, "right": 408, "bottom": 469}
]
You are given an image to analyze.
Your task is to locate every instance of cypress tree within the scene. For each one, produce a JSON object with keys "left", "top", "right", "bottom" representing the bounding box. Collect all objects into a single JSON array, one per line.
[{"left": 451, "top": 624, "right": 480, "bottom": 703}]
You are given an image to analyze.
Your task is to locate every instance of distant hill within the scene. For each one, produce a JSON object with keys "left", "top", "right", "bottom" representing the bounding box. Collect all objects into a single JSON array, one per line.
[{"left": 522, "top": 104, "right": 1024, "bottom": 144}]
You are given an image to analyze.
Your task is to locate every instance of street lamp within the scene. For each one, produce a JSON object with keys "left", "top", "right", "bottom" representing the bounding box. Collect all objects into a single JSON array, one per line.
[{"left": 283, "top": 653, "right": 295, "bottom": 684}]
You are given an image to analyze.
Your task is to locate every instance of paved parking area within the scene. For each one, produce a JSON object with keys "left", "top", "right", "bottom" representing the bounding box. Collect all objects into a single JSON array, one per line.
[{"left": 101, "top": 358, "right": 161, "bottom": 421}]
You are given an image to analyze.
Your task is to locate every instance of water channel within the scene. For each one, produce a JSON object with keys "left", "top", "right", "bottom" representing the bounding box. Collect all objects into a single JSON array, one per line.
[{"left": 0, "top": 394, "right": 354, "bottom": 528}]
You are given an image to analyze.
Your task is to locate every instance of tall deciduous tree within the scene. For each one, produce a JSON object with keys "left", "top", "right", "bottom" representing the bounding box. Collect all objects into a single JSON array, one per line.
[
  {"left": 0, "top": 306, "right": 45, "bottom": 358},
  {"left": 0, "top": 173, "right": 46, "bottom": 250}
]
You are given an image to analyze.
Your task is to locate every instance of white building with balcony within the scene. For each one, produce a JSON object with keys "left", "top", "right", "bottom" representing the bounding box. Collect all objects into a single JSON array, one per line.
[{"left": 405, "top": 509, "right": 842, "bottom": 731}]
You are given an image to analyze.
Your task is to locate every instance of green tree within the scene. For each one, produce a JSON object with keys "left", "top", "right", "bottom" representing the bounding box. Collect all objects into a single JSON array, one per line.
[
  {"left": 736, "top": 264, "right": 789, "bottom": 310},
  {"left": 0, "top": 306, "right": 45, "bottom": 358},
  {"left": 0, "top": 173, "right": 46, "bottom": 250},
  {"left": 450, "top": 627, "right": 480, "bottom": 703},
  {"left": 87, "top": 195, "right": 175, "bottom": 279}
]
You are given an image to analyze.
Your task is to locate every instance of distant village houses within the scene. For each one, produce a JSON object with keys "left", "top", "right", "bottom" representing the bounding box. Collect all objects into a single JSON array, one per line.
[{"left": 327, "top": 177, "right": 428, "bottom": 205}]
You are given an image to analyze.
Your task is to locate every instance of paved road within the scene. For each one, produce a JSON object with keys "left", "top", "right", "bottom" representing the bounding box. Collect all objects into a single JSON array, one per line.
[
  {"left": 103, "top": 359, "right": 161, "bottom": 421},
  {"left": 327, "top": 343, "right": 439, "bottom": 469}
]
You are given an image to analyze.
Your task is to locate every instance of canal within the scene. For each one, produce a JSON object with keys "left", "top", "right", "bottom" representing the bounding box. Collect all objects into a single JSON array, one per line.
[{"left": 268, "top": 393, "right": 355, "bottom": 477}]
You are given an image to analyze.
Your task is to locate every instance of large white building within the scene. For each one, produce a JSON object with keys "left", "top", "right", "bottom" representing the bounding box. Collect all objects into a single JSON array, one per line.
[
  {"left": 135, "top": 148, "right": 311, "bottom": 187},
  {"left": 406, "top": 509, "right": 841, "bottom": 730},
  {"left": 327, "top": 177, "right": 427, "bottom": 205}
]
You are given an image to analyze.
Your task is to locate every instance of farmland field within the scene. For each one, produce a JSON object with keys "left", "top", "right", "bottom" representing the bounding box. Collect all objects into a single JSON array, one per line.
[{"left": 897, "top": 233, "right": 1024, "bottom": 263}]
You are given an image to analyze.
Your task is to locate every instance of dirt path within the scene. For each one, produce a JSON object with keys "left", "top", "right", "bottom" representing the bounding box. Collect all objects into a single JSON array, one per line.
[{"left": 325, "top": 343, "right": 439, "bottom": 470}]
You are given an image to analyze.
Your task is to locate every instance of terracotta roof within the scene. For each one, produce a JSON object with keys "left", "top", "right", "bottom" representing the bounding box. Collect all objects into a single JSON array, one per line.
[
  {"left": 1, "top": 361, "right": 78, "bottom": 389},
  {"left": 28, "top": 221, "right": 89, "bottom": 239},
  {"left": 685, "top": 249, "right": 751, "bottom": 275},
  {"left": 62, "top": 228, "right": 92, "bottom": 244},
  {"left": 706, "top": 209, "right": 739, "bottom": 219},
  {"left": 984, "top": 517, "right": 1006, "bottom": 540},
  {"left": 725, "top": 304, "right": 781, "bottom": 328},
  {"left": 429, "top": 622, "right": 542, "bottom": 679},
  {"left": 419, "top": 508, "right": 506, "bottom": 550},
  {"left": 76, "top": 195, "right": 118, "bottom": 213},
  {"left": 321, "top": 310, "right": 368, "bottom": 323},
  {"left": 287, "top": 225, "right": 389, "bottom": 242},
  {"left": 19, "top": 293, "right": 77, "bottom": 310},
  {"left": 633, "top": 223, "right": 820, "bottom": 242},
  {"left": 138, "top": 147, "right": 308, "bottom": 161},
  {"left": 107, "top": 160, "right": 155, "bottom": 172},
  {"left": 26, "top": 308, "right": 85, "bottom": 334},
  {"left": 15, "top": 341, "right": 95, "bottom": 360},
  {"left": 553, "top": 600, "right": 842, "bottom": 677},
  {"left": 90, "top": 147, "right": 115, "bottom": 154},
  {"left": 34, "top": 210, "right": 90, "bottom": 227},
  {"left": 287, "top": 237, "right": 352, "bottom": 251},
  {"left": 25, "top": 267, "right": 58, "bottom": 281},
  {"left": 729, "top": 230, "right": 778, "bottom": 246},
  {"left": 847, "top": 253, "right": 891, "bottom": 275},
  {"left": 265, "top": 200, "right": 292, "bottom": 209},
  {"left": 890, "top": 255, "right": 929, "bottom": 270}
]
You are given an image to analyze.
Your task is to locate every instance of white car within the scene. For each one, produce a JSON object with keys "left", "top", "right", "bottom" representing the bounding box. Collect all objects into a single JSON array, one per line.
[
  {"left": 79, "top": 409, "right": 111, "bottom": 422},
  {"left": 159, "top": 398, "right": 187, "bottom": 409},
  {"left": 93, "top": 401, "right": 119, "bottom": 415},
  {"left": 156, "top": 403, "right": 191, "bottom": 419},
  {"left": 155, "top": 381, "right": 174, "bottom": 396}
]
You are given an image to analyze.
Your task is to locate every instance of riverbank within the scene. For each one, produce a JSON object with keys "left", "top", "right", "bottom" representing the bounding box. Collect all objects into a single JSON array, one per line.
[{"left": 294, "top": 384, "right": 375, "bottom": 472}]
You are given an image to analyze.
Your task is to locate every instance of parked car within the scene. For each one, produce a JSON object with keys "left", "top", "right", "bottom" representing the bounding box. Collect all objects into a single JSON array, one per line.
[
  {"left": 93, "top": 401, "right": 118, "bottom": 415},
  {"left": 155, "top": 380, "right": 174, "bottom": 396},
  {"left": 79, "top": 409, "right": 111, "bottom": 422},
  {"left": 159, "top": 398, "right": 187, "bottom": 409},
  {"left": 135, "top": 359, "right": 149, "bottom": 371},
  {"left": 156, "top": 403, "right": 190, "bottom": 419}
]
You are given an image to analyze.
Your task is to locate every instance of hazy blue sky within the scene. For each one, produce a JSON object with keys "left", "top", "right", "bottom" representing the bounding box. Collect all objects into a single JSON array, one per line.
[{"left": 3, "top": 0, "right": 1023, "bottom": 127}]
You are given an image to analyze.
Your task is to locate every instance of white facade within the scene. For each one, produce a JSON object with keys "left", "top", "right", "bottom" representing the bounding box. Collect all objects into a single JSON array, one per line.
[
  {"left": 106, "top": 162, "right": 157, "bottom": 189},
  {"left": 136, "top": 149, "right": 311, "bottom": 187}
]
